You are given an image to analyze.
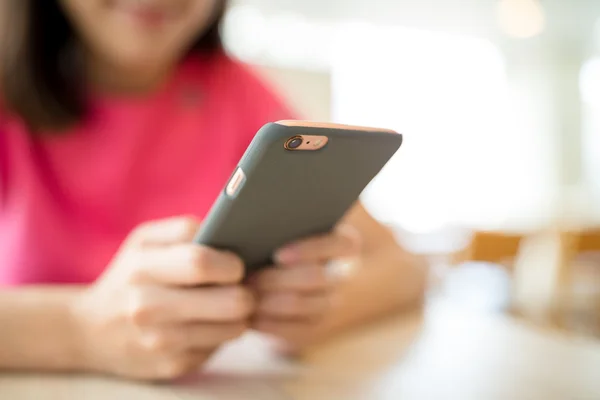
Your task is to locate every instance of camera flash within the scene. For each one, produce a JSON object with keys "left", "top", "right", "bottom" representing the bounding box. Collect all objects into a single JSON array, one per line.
[{"left": 314, "top": 140, "right": 322, "bottom": 147}]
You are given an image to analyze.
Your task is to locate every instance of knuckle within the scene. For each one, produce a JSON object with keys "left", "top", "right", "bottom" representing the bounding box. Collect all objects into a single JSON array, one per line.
[
  {"left": 126, "top": 254, "right": 150, "bottom": 282},
  {"left": 339, "top": 236, "right": 359, "bottom": 256},
  {"left": 265, "top": 293, "right": 301, "bottom": 317},
  {"left": 302, "top": 265, "right": 327, "bottom": 288},
  {"left": 186, "top": 246, "right": 216, "bottom": 283},
  {"left": 187, "top": 246, "right": 211, "bottom": 268},
  {"left": 129, "top": 221, "right": 154, "bottom": 241},
  {"left": 224, "top": 252, "right": 245, "bottom": 280},
  {"left": 289, "top": 294, "right": 324, "bottom": 317},
  {"left": 335, "top": 226, "right": 362, "bottom": 254},
  {"left": 158, "top": 358, "right": 190, "bottom": 380},
  {"left": 140, "top": 331, "right": 171, "bottom": 352},
  {"left": 228, "top": 288, "right": 254, "bottom": 319},
  {"left": 127, "top": 290, "right": 155, "bottom": 325},
  {"left": 179, "top": 246, "right": 211, "bottom": 284},
  {"left": 175, "top": 217, "right": 199, "bottom": 239}
]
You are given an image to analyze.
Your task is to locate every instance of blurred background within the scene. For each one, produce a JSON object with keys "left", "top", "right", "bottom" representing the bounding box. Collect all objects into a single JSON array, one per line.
[{"left": 222, "top": 0, "right": 600, "bottom": 337}]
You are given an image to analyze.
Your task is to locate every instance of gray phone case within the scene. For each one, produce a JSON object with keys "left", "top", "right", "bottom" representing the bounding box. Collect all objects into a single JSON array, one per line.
[{"left": 194, "top": 122, "right": 403, "bottom": 276}]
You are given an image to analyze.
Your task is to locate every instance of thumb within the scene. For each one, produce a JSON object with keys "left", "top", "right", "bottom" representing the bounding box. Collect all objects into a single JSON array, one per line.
[{"left": 127, "top": 216, "right": 201, "bottom": 247}]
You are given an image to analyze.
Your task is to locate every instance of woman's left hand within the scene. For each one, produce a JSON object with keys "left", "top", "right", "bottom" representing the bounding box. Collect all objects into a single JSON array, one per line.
[{"left": 249, "top": 226, "right": 361, "bottom": 349}]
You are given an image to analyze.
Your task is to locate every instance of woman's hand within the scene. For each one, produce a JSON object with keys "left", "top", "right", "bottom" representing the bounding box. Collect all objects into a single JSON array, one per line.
[
  {"left": 71, "top": 217, "right": 254, "bottom": 381},
  {"left": 249, "top": 226, "right": 361, "bottom": 350}
]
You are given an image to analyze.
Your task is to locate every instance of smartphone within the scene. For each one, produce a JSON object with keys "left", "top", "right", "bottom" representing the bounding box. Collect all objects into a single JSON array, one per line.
[{"left": 194, "top": 120, "right": 403, "bottom": 276}]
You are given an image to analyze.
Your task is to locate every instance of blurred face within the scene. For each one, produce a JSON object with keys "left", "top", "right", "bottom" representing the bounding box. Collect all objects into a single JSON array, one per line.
[{"left": 59, "top": 0, "right": 219, "bottom": 88}]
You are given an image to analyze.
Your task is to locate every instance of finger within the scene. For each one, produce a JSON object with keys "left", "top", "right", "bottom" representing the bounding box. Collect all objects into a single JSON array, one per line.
[
  {"left": 129, "top": 216, "right": 200, "bottom": 246},
  {"left": 251, "top": 264, "right": 330, "bottom": 293},
  {"left": 131, "top": 244, "right": 244, "bottom": 286},
  {"left": 154, "top": 352, "right": 212, "bottom": 381},
  {"left": 139, "top": 323, "right": 247, "bottom": 352},
  {"left": 274, "top": 225, "right": 361, "bottom": 265},
  {"left": 128, "top": 286, "right": 254, "bottom": 326},
  {"left": 256, "top": 292, "right": 331, "bottom": 319},
  {"left": 253, "top": 318, "right": 318, "bottom": 346}
]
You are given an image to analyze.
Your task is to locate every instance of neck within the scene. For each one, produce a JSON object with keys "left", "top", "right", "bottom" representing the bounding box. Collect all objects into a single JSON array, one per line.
[{"left": 85, "top": 53, "right": 174, "bottom": 96}]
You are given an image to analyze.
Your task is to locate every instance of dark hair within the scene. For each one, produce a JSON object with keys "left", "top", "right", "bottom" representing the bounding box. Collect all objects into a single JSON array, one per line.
[{"left": 0, "top": 0, "right": 227, "bottom": 132}]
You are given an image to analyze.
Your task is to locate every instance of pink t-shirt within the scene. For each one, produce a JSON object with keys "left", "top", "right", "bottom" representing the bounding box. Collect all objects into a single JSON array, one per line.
[{"left": 0, "top": 53, "right": 292, "bottom": 286}]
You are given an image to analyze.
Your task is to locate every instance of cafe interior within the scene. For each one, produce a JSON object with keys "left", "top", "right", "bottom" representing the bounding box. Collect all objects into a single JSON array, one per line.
[{"left": 2, "top": 0, "right": 599, "bottom": 399}]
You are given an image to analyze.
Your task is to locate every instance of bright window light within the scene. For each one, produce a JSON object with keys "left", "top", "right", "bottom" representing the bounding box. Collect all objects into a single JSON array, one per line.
[
  {"left": 223, "top": 6, "right": 332, "bottom": 70},
  {"left": 222, "top": 5, "right": 268, "bottom": 61},
  {"left": 580, "top": 57, "right": 600, "bottom": 203},
  {"left": 263, "top": 13, "right": 312, "bottom": 67},
  {"left": 331, "top": 25, "right": 553, "bottom": 232},
  {"left": 223, "top": 8, "right": 558, "bottom": 231},
  {"left": 496, "top": 0, "right": 546, "bottom": 39},
  {"left": 594, "top": 17, "right": 600, "bottom": 51},
  {"left": 580, "top": 58, "right": 600, "bottom": 107}
]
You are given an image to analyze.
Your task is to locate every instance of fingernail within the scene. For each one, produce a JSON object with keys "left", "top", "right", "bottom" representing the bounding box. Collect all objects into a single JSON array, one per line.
[{"left": 274, "top": 245, "right": 299, "bottom": 264}]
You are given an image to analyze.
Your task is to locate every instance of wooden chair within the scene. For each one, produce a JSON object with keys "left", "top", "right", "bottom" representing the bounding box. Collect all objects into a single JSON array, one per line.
[
  {"left": 556, "top": 228, "right": 600, "bottom": 287},
  {"left": 571, "top": 228, "right": 600, "bottom": 253},
  {"left": 554, "top": 228, "right": 600, "bottom": 333},
  {"left": 451, "top": 231, "right": 526, "bottom": 268}
]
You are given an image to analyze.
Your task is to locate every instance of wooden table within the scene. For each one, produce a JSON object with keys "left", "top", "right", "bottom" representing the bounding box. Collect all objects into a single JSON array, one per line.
[{"left": 1, "top": 301, "right": 599, "bottom": 400}]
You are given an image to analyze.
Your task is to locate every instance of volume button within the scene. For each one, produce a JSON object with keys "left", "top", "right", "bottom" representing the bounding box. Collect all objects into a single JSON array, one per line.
[{"left": 225, "top": 167, "right": 246, "bottom": 197}]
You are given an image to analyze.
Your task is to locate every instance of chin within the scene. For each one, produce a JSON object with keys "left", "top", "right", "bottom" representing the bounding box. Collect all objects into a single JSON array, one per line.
[{"left": 113, "top": 48, "right": 171, "bottom": 71}]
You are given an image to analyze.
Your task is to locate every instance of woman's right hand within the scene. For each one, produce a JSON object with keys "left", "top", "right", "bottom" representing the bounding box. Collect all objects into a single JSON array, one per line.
[{"left": 71, "top": 217, "right": 253, "bottom": 380}]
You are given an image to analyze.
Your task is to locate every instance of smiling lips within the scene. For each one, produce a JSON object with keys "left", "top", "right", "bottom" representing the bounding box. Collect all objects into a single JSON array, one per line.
[{"left": 114, "top": 0, "right": 180, "bottom": 28}]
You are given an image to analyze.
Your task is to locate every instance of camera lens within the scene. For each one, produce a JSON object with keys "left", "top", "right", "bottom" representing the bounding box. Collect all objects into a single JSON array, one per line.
[{"left": 286, "top": 137, "right": 303, "bottom": 149}]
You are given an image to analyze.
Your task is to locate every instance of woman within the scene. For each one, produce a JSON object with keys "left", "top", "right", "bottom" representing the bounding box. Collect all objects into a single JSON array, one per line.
[{"left": 0, "top": 0, "right": 426, "bottom": 380}]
